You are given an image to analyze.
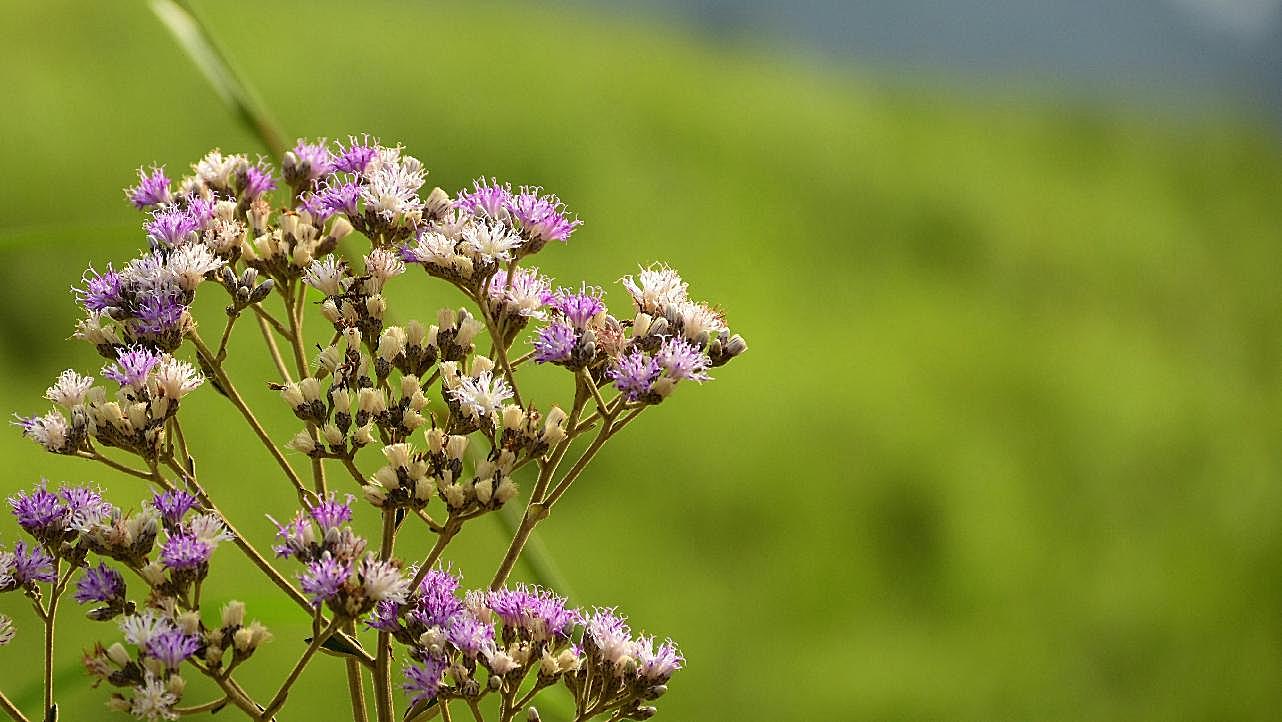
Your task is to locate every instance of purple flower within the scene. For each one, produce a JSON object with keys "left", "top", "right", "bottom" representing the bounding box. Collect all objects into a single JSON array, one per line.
[
  {"left": 366, "top": 599, "right": 402, "bottom": 633},
  {"left": 59, "top": 486, "right": 111, "bottom": 530},
  {"left": 488, "top": 267, "right": 552, "bottom": 318},
  {"left": 289, "top": 139, "right": 333, "bottom": 183},
  {"left": 145, "top": 207, "right": 199, "bottom": 246},
  {"left": 445, "top": 615, "right": 494, "bottom": 657},
  {"left": 510, "top": 187, "right": 580, "bottom": 244},
  {"left": 308, "top": 494, "right": 353, "bottom": 532},
  {"left": 74, "top": 563, "right": 125, "bottom": 604},
  {"left": 402, "top": 657, "right": 447, "bottom": 704},
  {"left": 532, "top": 322, "right": 577, "bottom": 364},
  {"left": 636, "top": 636, "right": 683, "bottom": 683},
  {"left": 545, "top": 287, "right": 605, "bottom": 329},
  {"left": 454, "top": 178, "right": 513, "bottom": 219},
  {"left": 184, "top": 195, "right": 217, "bottom": 229},
  {"left": 12, "top": 541, "right": 56, "bottom": 585},
  {"left": 407, "top": 567, "right": 463, "bottom": 628},
  {"left": 607, "top": 350, "right": 661, "bottom": 401},
  {"left": 152, "top": 490, "right": 199, "bottom": 526},
  {"left": 9, "top": 482, "right": 67, "bottom": 538},
  {"left": 135, "top": 291, "right": 187, "bottom": 336},
  {"left": 160, "top": 532, "right": 212, "bottom": 570},
  {"left": 655, "top": 337, "right": 711, "bottom": 382},
  {"left": 317, "top": 181, "right": 360, "bottom": 217},
  {"left": 300, "top": 552, "right": 350, "bottom": 604},
  {"left": 242, "top": 165, "right": 277, "bottom": 199},
  {"left": 145, "top": 628, "right": 200, "bottom": 669},
  {"left": 126, "top": 167, "right": 173, "bottom": 209},
  {"left": 583, "top": 607, "right": 635, "bottom": 667},
  {"left": 334, "top": 136, "right": 379, "bottom": 174},
  {"left": 75, "top": 266, "right": 123, "bottom": 312},
  {"left": 269, "top": 511, "right": 313, "bottom": 559},
  {"left": 487, "top": 585, "right": 579, "bottom": 640},
  {"left": 102, "top": 346, "right": 163, "bottom": 388}
]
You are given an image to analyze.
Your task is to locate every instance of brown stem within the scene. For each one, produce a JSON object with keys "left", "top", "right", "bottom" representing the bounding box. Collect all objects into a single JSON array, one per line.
[
  {"left": 0, "top": 690, "right": 30, "bottom": 722},
  {"left": 344, "top": 620, "right": 370, "bottom": 722}
]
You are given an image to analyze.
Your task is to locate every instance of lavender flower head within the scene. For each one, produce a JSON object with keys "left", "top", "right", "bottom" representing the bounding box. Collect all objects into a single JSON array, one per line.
[
  {"left": 533, "top": 322, "right": 577, "bottom": 364},
  {"left": 309, "top": 493, "right": 354, "bottom": 532},
  {"left": 11, "top": 541, "right": 56, "bottom": 585},
  {"left": 455, "top": 178, "right": 514, "bottom": 220},
  {"left": 145, "top": 628, "right": 200, "bottom": 669},
  {"left": 134, "top": 290, "right": 188, "bottom": 337},
  {"left": 151, "top": 489, "right": 199, "bottom": 526},
  {"left": 74, "top": 562, "right": 125, "bottom": 605},
  {"left": 160, "top": 532, "right": 212, "bottom": 570},
  {"left": 545, "top": 286, "right": 606, "bottom": 330},
  {"left": 286, "top": 139, "right": 334, "bottom": 185},
  {"left": 125, "top": 166, "right": 173, "bottom": 209},
  {"left": 583, "top": 607, "right": 636, "bottom": 669},
  {"left": 407, "top": 566, "right": 464, "bottom": 628},
  {"left": 636, "top": 636, "right": 684, "bottom": 683},
  {"left": 334, "top": 135, "right": 379, "bottom": 174},
  {"left": 608, "top": 350, "right": 661, "bottom": 401},
  {"left": 488, "top": 266, "right": 552, "bottom": 319},
  {"left": 487, "top": 584, "right": 580, "bottom": 640},
  {"left": 145, "top": 206, "right": 199, "bottom": 247},
  {"left": 102, "top": 346, "right": 163, "bottom": 388},
  {"left": 75, "top": 266, "right": 123, "bottom": 313},
  {"left": 655, "top": 337, "right": 711, "bottom": 383},
  {"left": 59, "top": 485, "right": 112, "bottom": 531},
  {"left": 445, "top": 614, "right": 494, "bottom": 657},
  {"left": 242, "top": 163, "right": 277, "bottom": 199},
  {"left": 8, "top": 481, "right": 67, "bottom": 539},
  {"left": 300, "top": 552, "right": 351, "bottom": 604},
  {"left": 402, "top": 657, "right": 448, "bottom": 705},
  {"left": 511, "top": 186, "right": 581, "bottom": 245}
]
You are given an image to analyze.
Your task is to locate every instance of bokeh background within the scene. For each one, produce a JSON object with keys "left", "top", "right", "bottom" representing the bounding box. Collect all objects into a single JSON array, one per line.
[{"left": 3, "top": 1, "right": 1282, "bottom": 719}]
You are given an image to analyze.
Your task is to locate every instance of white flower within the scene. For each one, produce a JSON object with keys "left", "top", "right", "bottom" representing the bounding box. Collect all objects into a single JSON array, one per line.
[
  {"left": 448, "top": 371, "right": 513, "bottom": 419},
  {"left": 461, "top": 220, "right": 522, "bottom": 262},
  {"left": 166, "top": 244, "right": 224, "bottom": 292},
  {"left": 130, "top": 672, "right": 178, "bottom": 721},
  {"left": 303, "top": 257, "right": 348, "bottom": 296},
  {"left": 193, "top": 149, "right": 248, "bottom": 189},
  {"left": 622, "top": 264, "right": 688, "bottom": 316},
  {"left": 671, "top": 300, "right": 726, "bottom": 343},
  {"left": 75, "top": 311, "right": 122, "bottom": 347},
  {"left": 152, "top": 357, "right": 204, "bottom": 399},
  {"left": 119, "top": 610, "right": 174, "bottom": 647},
  {"left": 363, "top": 248, "right": 406, "bottom": 291},
  {"left": 404, "top": 231, "right": 455, "bottom": 265},
  {"left": 122, "top": 252, "right": 174, "bottom": 293},
  {"left": 45, "top": 370, "right": 94, "bottom": 408},
  {"left": 187, "top": 513, "right": 233, "bottom": 547},
  {"left": 203, "top": 218, "right": 245, "bottom": 255},
  {"left": 359, "top": 557, "right": 410, "bottom": 603},
  {"left": 0, "top": 615, "right": 14, "bottom": 646},
  {"left": 18, "top": 411, "right": 70, "bottom": 452},
  {"left": 360, "top": 153, "right": 426, "bottom": 221},
  {"left": 0, "top": 551, "right": 15, "bottom": 592}
]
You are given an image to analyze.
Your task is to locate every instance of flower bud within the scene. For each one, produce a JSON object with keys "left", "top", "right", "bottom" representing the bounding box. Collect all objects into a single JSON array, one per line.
[{"left": 221, "top": 600, "right": 246, "bottom": 628}]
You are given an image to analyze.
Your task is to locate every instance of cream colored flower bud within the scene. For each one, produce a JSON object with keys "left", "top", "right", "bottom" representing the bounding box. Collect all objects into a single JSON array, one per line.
[
  {"left": 373, "top": 465, "right": 399, "bottom": 490},
  {"left": 470, "top": 355, "right": 494, "bottom": 376},
  {"left": 177, "top": 611, "right": 201, "bottom": 634},
  {"left": 363, "top": 483, "right": 388, "bottom": 506},
  {"left": 366, "top": 295, "right": 387, "bottom": 318},
  {"left": 445, "top": 434, "right": 468, "bottom": 460},
  {"left": 281, "top": 382, "right": 305, "bottom": 408},
  {"left": 107, "top": 642, "right": 131, "bottom": 667},
  {"left": 317, "top": 343, "right": 342, "bottom": 372},
  {"left": 437, "top": 307, "right": 457, "bottom": 328},
  {"left": 502, "top": 404, "right": 524, "bottom": 431},
  {"left": 140, "top": 561, "right": 166, "bottom": 586},
  {"left": 474, "top": 478, "right": 493, "bottom": 505},
  {"left": 382, "top": 443, "right": 414, "bottom": 468},
  {"left": 353, "top": 423, "right": 375, "bottom": 446},
  {"left": 326, "top": 215, "right": 354, "bottom": 242},
  {"left": 457, "top": 317, "right": 484, "bottom": 347},
  {"left": 331, "top": 388, "right": 352, "bottom": 412},
  {"left": 298, "top": 378, "right": 321, "bottom": 403},
  {"left": 233, "top": 627, "right": 254, "bottom": 652},
  {"left": 415, "top": 477, "right": 436, "bottom": 501},
  {"left": 357, "top": 387, "right": 387, "bottom": 415},
  {"left": 453, "top": 255, "right": 474, "bottom": 278},
  {"left": 495, "top": 477, "right": 518, "bottom": 504},
  {"left": 222, "top": 600, "right": 246, "bottom": 628},
  {"left": 322, "top": 424, "right": 344, "bottom": 446},
  {"left": 167, "top": 674, "right": 186, "bottom": 696},
  {"left": 442, "top": 483, "right": 465, "bottom": 508},
  {"left": 321, "top": 299, "right": 341, "bottom": 323},
  {"left": 406, "top": 319, "right": 426, "bottom": 347},
  {"left": 286, "top": 430, "right": 316, "bottom": 455},
  {"left": 379, "top": 327, "right": 406, "bottom": 361}
]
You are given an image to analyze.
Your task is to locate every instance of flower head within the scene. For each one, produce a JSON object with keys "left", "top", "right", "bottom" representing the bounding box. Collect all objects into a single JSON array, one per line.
[
  {"left": 126, "top": 167, "right": 173, "bottom": 209},
  {"left": 119, "top": 609, "right": 175, "bottom": 647},
  {"left": 334, "top": 135, "right": 379, "bottom": 174},
  {"left": 12, "top": 541, "right": 56, "bottom": 585},
  {"left": 102, "top": 346, "right": 163, "bottom": 388},
  {"left": 145, "top": 628, "right": 200, "bottom": 669},
  {"left": 402, "top": 657, "right": 448, "bottom": 705},
  {"left": 636, "top": 635, "right": 683, "bottom": 683},
  {"left": 607, "top": 350, "right": 661, "bottom": 401},
  {"left": 45, "top": 370, "right": 94, "bottom": 408},
  {"left": 510, "top": 187, "right": 580, "bottom": 245},
  {"left": 75, "top": 266, "right": 123, "bottom": 313},
  {"left": 242, "top": 164, "right": 277, "bottom": 199},
  {"left": 130, "top": 671, "right": 178, "bottom": 721},
  {"left": 583, "top": 607, "right": 635, "bottom": 669},
  {"left": 9, "top": 481, "right": 67, "bottom": 538},
  {"left": 621, "top": 264, "right": 688, "bottom": 316},
  {"left": 359, "top": 556, "right": 410, "bottom": 604},
  {"left": 655, "top": 337, "right": 711, "bottom": 383},
  {"left": 308, "top": 494, "right": 353, "bottom": 532},
  {"left": 448, "top": 371, "right": 513, "bottom": 419},
  {"left": 288, "top": 139, "right": 334, "bottom": 184},
  {"left": 151, "top": 490, "right": 199, "bottom": 526},
  {"left": 145, "top": 207, "right": 199, "bottom": 247},
  {"left": 14, "top": 411, "right": 72, "bottom": 453},
  {"left": 300, "top": 552, "right": 351, "bottom": 604},
  {"left": 488, "top": 267, "right": 551, "bottom": 319},
  {"left": 160, "top": 532, "right": 212, "bottom": 570},
  {"left": 532, "top": 322, "right": 577, "bottom": 364},
  {"left": 74, "top": 562, "right": 125, "bottom": 605},
  {"left": 487, "top": 584, "right": 579, "bottom": 641},
  {"left": 454, "top": 178, "right": 513, "bottom": 220},
  {"left": 545, "top": 287, "right": 606, "bottom": 330}
]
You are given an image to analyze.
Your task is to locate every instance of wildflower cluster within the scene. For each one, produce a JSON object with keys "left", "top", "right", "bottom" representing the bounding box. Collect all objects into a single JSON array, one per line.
[{"left": 2, "top": 136, "right": 745, "bottom": 721}]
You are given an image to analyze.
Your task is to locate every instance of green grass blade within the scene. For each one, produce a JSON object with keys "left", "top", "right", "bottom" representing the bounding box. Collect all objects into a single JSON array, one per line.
[{"left": 149, "top": 0, "right": 287, "bottom": 154}]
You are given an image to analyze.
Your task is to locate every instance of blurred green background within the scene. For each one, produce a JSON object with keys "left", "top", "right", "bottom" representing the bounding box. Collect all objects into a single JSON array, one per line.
[{"left": 3, "top": 1, "right": 1282, "bottom": 720}]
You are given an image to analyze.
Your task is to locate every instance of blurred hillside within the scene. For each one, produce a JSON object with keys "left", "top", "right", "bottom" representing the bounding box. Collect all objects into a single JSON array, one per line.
[{"left": 2, "top": 1, "right": 1282, "bottom": 720}]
